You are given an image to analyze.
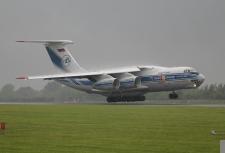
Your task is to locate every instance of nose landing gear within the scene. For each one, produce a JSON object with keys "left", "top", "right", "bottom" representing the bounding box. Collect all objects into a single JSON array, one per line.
[{"left": 169, "top": 92, "right": 178, "bottom": 99}]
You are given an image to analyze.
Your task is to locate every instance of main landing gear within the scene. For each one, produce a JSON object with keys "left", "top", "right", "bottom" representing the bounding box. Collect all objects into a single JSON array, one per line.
[
  {"left": 107, "top": 96, "right": 146, "bottom": 103},
  {"left": 169, "top": 91, "right": 178, "bottom": 99}
]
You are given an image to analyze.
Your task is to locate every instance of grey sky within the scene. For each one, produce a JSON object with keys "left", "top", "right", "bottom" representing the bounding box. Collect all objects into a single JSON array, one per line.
[{"left": 0, "top": 0, "right": 225, "bottom": 89}]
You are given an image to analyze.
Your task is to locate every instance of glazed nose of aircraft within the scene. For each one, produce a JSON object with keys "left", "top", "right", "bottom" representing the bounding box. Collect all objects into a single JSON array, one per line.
[
  {"left": 198, "top": 73, "right": 205, "bottom": 84},
  {"left": 191, "top": 73, "right": 205, "bottom": 87}
]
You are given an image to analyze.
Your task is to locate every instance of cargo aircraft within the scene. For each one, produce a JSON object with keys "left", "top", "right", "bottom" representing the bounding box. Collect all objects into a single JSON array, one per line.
[{"left": 16, "top": 40, "right": 205, "bottom": 102}]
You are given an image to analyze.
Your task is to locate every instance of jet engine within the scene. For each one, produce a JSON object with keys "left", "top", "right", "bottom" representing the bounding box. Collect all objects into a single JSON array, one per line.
[
  {"left": 93, "top": 78, "right": 120, "bottom": 90},
  {"left": 119, "top": 76, "right": 142, "bottom": 89}
]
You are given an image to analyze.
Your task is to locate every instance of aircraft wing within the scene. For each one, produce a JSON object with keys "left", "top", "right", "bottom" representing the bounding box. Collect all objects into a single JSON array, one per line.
[{"left": 17, "top": 67, "right": 141, "bottom": 80}]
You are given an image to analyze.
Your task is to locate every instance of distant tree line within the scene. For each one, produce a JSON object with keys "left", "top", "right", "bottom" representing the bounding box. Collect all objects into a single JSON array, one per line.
[
  {"left": 0, "top": 82, "right": 104, "bottom": 103},
  {"left": 0, "top": 82, "right": 225, "bottom": 102}
]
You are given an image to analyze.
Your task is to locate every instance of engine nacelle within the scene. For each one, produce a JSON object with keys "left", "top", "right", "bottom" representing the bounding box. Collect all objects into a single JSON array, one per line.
[
  {"left": 93, "top": 78, "right": 120, "bottom": 90},
  {"left": 119, "top": 76, "right": 141, "bottom": 89}
]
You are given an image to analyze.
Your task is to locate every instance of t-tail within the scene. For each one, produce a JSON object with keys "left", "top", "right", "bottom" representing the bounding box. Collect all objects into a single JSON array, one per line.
[{"left": 16, "top": 40, "right": 85, "bottom": 73}]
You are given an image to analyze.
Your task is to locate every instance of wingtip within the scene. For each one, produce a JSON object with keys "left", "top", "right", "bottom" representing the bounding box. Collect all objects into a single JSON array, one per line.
[{"left": 16, "top": 76, "right": 28, "bottom": 80}]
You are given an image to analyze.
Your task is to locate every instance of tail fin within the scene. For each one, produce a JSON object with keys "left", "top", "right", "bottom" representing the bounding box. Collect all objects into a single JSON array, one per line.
[{"left": 16, "top": 40, "right": 85, "bottom": 73}]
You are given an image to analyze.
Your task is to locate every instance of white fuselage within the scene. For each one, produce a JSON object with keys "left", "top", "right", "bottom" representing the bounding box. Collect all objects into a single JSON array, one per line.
[{"left": 56, "top": 66, "right": 205, "bottom": 97}]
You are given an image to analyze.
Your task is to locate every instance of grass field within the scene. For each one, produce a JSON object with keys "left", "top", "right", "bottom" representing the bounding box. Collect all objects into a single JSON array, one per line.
[{"left": 0, "top": 104, "right": 224, "bottom": 153}]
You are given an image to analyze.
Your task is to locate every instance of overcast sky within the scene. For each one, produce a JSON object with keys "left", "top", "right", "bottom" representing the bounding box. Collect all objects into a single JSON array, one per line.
[{"left": 0, "top": 0, "right": 225, "bottom": 89}]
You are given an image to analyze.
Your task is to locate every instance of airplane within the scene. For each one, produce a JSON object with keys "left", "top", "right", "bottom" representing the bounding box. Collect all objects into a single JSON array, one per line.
[{"left": 16, "top": 40, "right": 205, "bottom": 102}]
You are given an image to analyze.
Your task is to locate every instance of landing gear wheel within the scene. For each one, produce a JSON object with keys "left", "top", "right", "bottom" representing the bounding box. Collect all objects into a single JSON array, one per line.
[
  {"left": 107, "top": 96, "right": 146, "bottom": 102},
  {"left": 140, "top": 96, "right": 146, "bottom": 101},
  {"left": 107, "top": 97, "right": 112, "bottom": 103},
  {"left": 107, "top": 96, "right": 122, "bottom": 102},
  {"left": 169, "top": 92, "right": 178, "bottom": 99}
]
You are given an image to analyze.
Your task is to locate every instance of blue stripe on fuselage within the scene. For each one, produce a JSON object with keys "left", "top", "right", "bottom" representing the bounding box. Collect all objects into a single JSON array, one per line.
[
  {"left": 64, "top": 73, "right": 198, "bottom": 87},
  {"left": 141, "top": 73, "right": 197, "bottom": 82}
]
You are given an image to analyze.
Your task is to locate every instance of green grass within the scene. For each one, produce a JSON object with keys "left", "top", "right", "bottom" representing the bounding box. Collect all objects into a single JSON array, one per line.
[{"left": 0, "top": 104, "right": 224, "bottom": 153}]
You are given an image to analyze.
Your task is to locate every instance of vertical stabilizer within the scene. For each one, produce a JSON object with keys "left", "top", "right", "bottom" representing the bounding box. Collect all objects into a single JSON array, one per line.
[{"left": 17, "top": 40, "right": 85, "bottom": 73}]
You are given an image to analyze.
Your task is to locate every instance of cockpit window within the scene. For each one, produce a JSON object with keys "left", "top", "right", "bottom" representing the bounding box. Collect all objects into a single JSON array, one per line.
[
  {"left": 184, "top": 69, "right": 199, "bottom": 75},
  {"left": 184, "top": 69, "right": 191, "bottom": 73}
]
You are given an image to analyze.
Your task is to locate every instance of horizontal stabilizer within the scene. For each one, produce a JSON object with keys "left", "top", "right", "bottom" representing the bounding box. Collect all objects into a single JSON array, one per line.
[
  {"left": 16, "top": 40, "right": 74, "bottom": 45},
  {"left": 16, "top": 76, "right": 28, "bottom": 80}
]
